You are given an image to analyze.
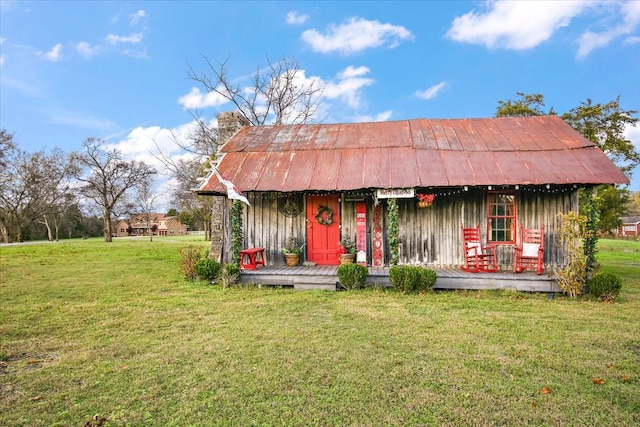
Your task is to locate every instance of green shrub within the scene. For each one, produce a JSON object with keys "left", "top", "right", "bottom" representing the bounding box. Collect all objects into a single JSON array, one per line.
[
  {"left": 194, "top": 258, "right": 222, "bottom": 282},
  {"left": 179, "top": 246, "right": 206, "bottom": 280},
  {"left": 337, "top": 263, "right": 369, "bottom": 290},
  {"left": 219, "top": 263, "right": 241, "bottom": 288},
  {"left": 588, "top": 272, "right": 622, "bottom": 302},
  {"left": 389, "top": 265, "right": 437, "bottom": 294}
]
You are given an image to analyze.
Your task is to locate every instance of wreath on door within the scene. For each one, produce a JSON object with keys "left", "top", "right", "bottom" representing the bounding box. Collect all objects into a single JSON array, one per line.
[{"left": 315, "top": 205, "right": 333, "bottom": 226}]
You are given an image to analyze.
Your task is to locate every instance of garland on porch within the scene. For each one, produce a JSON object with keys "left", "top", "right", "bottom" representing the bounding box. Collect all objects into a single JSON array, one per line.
[
  {"left": 387, "top": 198, "right": 399, "bottom": 265},
  {"left": 315, "top": 205, "right": 333, "bottom": 226},
  {"left": 230, "top": 200, "right": 244, "bottom": 266}
]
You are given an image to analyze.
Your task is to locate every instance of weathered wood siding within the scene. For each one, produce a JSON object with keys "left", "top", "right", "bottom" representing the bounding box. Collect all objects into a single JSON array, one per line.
[
  {"left": 395, "top": 187, "right": 578, "bottom": 270},
  {"left": 240, "top": 188, "right": 578, "bottom": 269},
  {"left": 241, "top": 192, "right": 307, "bottom": 266}
]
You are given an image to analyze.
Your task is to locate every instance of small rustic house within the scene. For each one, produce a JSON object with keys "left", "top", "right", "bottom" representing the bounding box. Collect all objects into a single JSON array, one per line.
[{"left": 197, "top": 115, "right": 629, "bottom": 274}]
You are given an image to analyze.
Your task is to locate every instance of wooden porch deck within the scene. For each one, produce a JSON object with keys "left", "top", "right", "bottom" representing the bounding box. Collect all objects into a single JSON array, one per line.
[{"left": 240, "top": 265, "right": 561, "bottom": 293}]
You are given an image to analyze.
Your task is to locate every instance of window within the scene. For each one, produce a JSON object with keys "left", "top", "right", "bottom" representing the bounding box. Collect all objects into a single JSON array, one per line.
[{"left": 487, "top": 192, "right": 516, "bottom": 243}]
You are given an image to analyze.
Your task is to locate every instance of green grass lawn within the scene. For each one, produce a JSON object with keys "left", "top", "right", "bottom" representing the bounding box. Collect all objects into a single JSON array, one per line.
[{"left": 1, "top": 238, "right": 639, "bottom": 426}]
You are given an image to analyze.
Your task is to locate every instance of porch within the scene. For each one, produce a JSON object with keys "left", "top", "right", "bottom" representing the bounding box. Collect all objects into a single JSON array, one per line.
[{"left": 239, "top": 265, "right": 561, "bottom": 293}]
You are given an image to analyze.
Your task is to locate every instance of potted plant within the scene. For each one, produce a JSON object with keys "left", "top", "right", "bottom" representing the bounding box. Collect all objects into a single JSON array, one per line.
[
  {"left": 417, "top": 193, "right": 436, "bottom": 208},
  {"left": 282, "top": 236, "right": 303, "bottom": 267},
  {"left": 337, "top": 235, "right": 357, "bottom": 264}
]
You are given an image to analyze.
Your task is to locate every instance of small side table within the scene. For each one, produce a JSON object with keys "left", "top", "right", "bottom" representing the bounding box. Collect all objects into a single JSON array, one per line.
[{"left": 239, "top": 248, "right": 266, "bottom": 270}]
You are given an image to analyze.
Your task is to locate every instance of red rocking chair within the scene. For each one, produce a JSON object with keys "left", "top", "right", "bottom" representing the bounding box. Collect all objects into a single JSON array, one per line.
[
  {"left": 461, "top": 223, "right": 498, "bottom": 273},
  {"left": 513, "top": 224, "right": 545, "bottom": 275}
]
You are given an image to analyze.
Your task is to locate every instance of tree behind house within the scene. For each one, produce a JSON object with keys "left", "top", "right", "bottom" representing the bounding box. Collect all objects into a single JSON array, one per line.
[{"left": 72, "top": 138, "right": 157, "bottom": 242}]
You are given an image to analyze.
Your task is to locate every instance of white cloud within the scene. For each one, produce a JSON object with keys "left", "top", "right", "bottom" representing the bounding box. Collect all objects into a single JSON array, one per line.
[
  {"left": 106, "top": 32, "right": 143, "bottom": 44},
  {"left": 446, "top": 1, "right": 589, "bottom": 50},
  {"left": 76, "top": 41, "right": 98, "bottom": 58},
  {"left": 287, "top": 11, "right": 309, "bottom": 25},
  {"left": 354, "top": 110, "right": 393, "bottom": 123},
  {"left": 178, "top": 87, "right": 230, "bottom": 110},
  {"left": 129, "top": 10, "right": 146, "bottom": 25},
  {"left": 576, "top": 1, "right": 640, "bottom": 58},
  {"left": 415, "top": 81, "right": 448, "bottom": 100},
  {"left": 323, "top": 65, "right": 375, "bottom": 108},
  {"left": 625, "top": 123, "right": 640, "bottom": 150},
  {"left": 301, "top": 17, "right": 413, "bottom": 54},
  {"left": 38, "top": 43, "right": 63, "bottom": 61}
]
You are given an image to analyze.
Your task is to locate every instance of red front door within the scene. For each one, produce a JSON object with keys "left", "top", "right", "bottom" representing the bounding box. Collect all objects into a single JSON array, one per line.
[{"left": 306, "top": 194, "right": 340, "bottom": 265}]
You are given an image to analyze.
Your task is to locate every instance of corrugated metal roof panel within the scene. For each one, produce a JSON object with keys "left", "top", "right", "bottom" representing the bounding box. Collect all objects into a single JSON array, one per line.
[
  {"left": 389, "top": 147, "right": 419, "bottom": 188},
  {"left": 309, "top": 150, "right": 341, "bottom": 190},
  {"left": 494, "top": 151, "right": 532, "bottom": 185},
  {"left": 467, "top": 151, "right": 507, "bottom": 185},
  {"left": 196, "top": 116, "right": 629, "bottom": 195},
  {"left": 415, "top": 149, "right": 449, "bottom": 186},
  {"left": 338, "top": 149, "right": 366, "bottom": 190},
  {"left": 500, "top": 119, "right": 539, "bottom": 152},
  {"left": 440, "top": 151, "right": 476, "bottom": 186},
  {"left": 412, "top": 119, "right": 439, "bottom": 150},
  {"left": 520, "top": 150, "right": 566, "bottom": 184},
  {"left": 543, "top": 116, "right": 593, "bottom": 149},
  {"left": 363, "top": 148, "right": 391, "bottom": 188},
  {"left": 281, "top": 151, "right": 316, "bottom": 192}
]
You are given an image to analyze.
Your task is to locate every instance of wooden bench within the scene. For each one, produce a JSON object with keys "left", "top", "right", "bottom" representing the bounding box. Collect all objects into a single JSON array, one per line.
[{"left": 240, "top": 247, "right": 266, "bottom": 270}]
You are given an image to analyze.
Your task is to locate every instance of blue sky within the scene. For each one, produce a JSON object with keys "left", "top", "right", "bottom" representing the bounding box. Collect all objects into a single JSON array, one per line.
[{"left": 1, "top": 0, "right": 639, "bottom": 205}]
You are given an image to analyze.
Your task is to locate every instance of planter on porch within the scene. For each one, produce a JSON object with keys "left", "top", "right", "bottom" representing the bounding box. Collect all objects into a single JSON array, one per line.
[
  {"left": 339, "top": 253, "right": 356, "bottom": 264},
  {"left": 284, "top": 253, "right": 300, "bottom": 267}
]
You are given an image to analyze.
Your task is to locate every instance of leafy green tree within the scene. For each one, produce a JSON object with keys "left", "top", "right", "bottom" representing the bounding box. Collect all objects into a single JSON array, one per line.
[
  {"left": 561, "top": 97, "right": 639, "bottom": 175},
  {"left": 495, "top": 92, "right": 555, "bottom": 117},
  {"left": 590, "top": 185, "right": 630, "bottom": 235},
  {"left": 628, "top": 191, "right": 640, "bottom": 216}
]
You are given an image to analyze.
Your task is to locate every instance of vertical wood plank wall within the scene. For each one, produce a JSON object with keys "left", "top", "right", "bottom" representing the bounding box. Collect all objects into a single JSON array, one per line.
[{"left": 241, "top": 188, "right": 578, "bottom": 269}]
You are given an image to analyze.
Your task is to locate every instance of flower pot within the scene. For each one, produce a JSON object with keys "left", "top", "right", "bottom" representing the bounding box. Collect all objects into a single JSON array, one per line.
[
  {"left": 339, "top": 253, "right": 355, "bottom": 265},
  {"left": 417, "top": 201, "right": 432, "bottom": 208},
  {"left": 284, "top": 253, "right": 300, "bottom": 267}
]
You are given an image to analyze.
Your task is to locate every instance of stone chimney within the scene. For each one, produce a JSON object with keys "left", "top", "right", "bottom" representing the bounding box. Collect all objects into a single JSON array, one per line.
[
  {"left": 209, "top": 111, "right": 250, "bottom": 263},
  {"left": 217, "top": 111, "right": 250, "bottom": 146}
]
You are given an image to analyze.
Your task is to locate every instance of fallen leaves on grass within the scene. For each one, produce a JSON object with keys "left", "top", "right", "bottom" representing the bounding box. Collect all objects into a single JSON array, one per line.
[
  {"left": 540, "top": 387, "right": 552, "bottom": 394},
  {"left": 593, "top": 377, "right": 605, "bottom": 385},
  {"left": 84, "top": 415, "right": 109, "bottom": 427}
]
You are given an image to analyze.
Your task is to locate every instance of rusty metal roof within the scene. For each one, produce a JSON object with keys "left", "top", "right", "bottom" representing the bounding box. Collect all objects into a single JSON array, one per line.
[{"left": 197, "top": 115, "right": 630, "bottom": 194}]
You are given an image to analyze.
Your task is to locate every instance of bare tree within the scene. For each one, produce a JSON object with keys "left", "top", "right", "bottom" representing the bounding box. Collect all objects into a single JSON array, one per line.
[
  {"left": 0, "top": 132, "right": 78, "bottom": 243},
  {"left": 135, "top": 182, "right": 159, "bottom": 242},
  {"left": 151, "top": 132, "right": 215, "bottom": 240},
  {"left": 186, "top": 55, "right": 325, "bottom": 126},
  {"left": 72, "top": 138, "right": 157, "bottom": 242},
  {"left": 0, "top": 129, "right": 16, "bottom": 169}
]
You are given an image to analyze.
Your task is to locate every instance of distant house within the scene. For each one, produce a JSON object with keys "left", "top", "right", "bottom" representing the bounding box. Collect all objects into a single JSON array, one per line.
[
  {"left": 617, "top": 216, "right": 640, "bottom": 236},
  {"left": 115, "top": 213, "right": 188, "bottom": 237},
  {"left": 196, "top": 115, "right": 629, "bottom": 272}
]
